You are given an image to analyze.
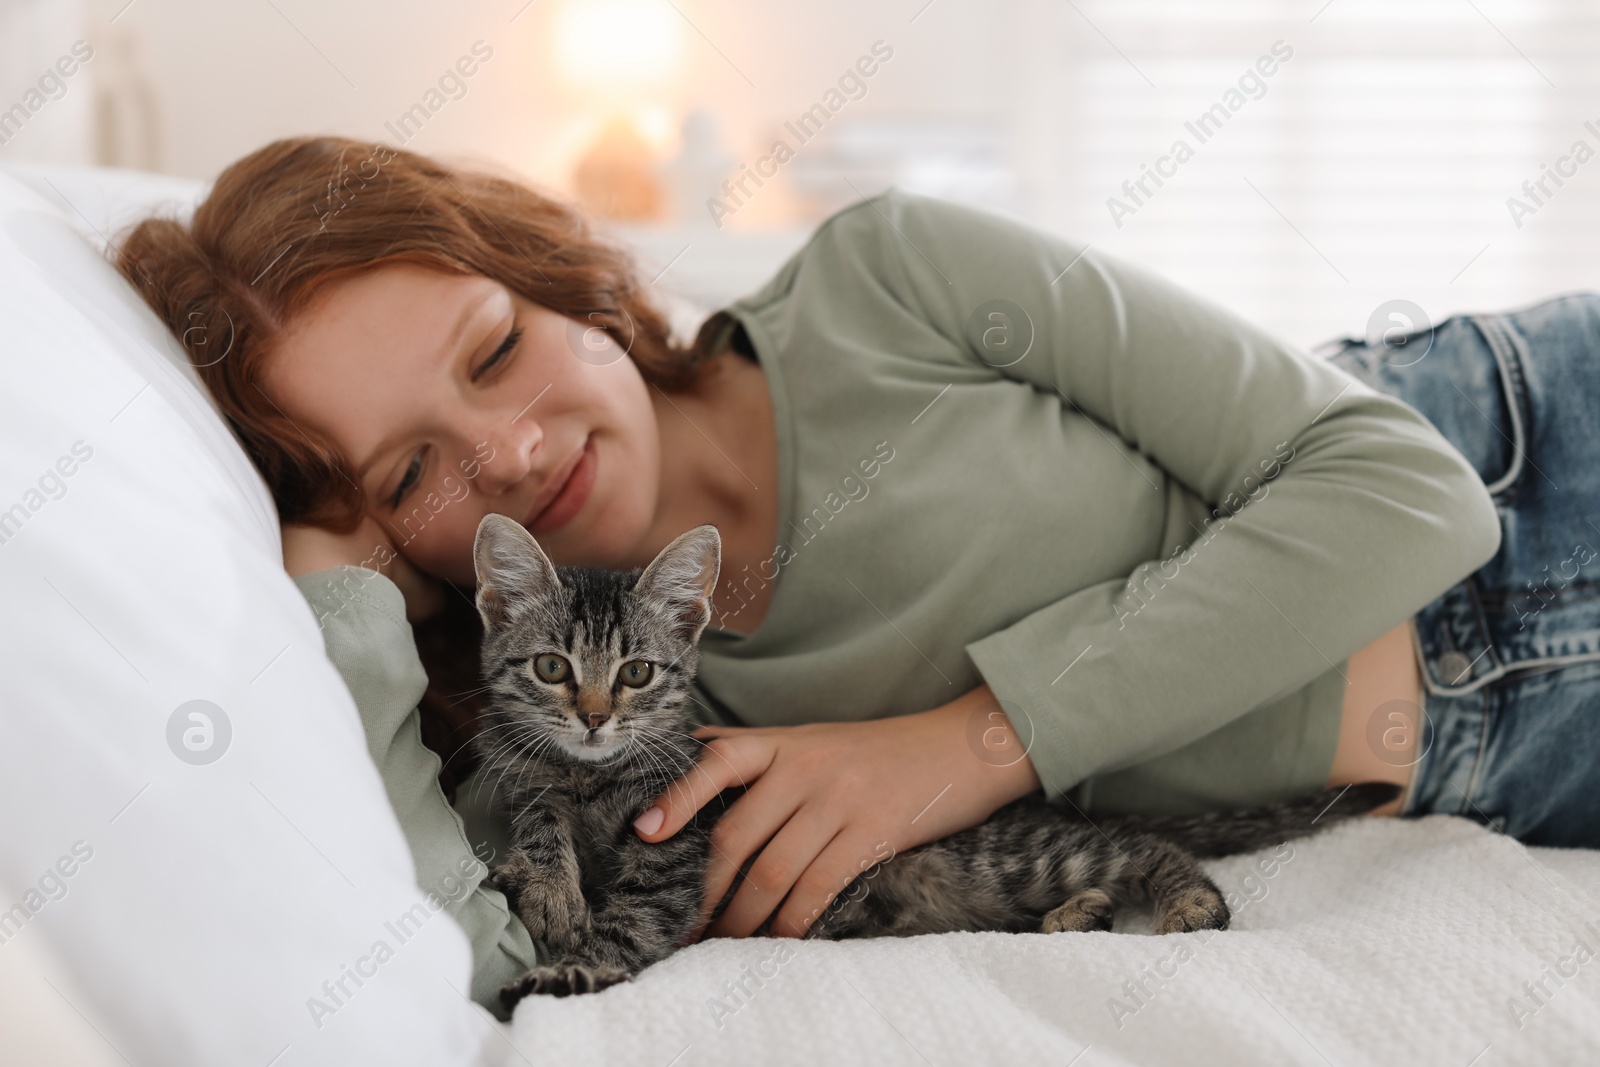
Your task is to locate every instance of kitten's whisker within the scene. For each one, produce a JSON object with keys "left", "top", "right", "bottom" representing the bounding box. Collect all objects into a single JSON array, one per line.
[
  {"left": 441, "top": 715, "right": 532, "bottom": 770},
  {"left": 477, "top": 724, "right": 560, "bottom": 811},
  {"left": 629, "top": 732, "right": 687, "bottom": 799},
  {"left": 629, "top": 726, "right": 715, "bottom": 812},
  {"left": 498, "top": 731, "right": 562, "bottom": 807},
  {"left": 661, "top": 728, "right": 754, "bottom": 795},
  {"left": 629, "top": 724, "right": 698, "bottom": 770},
  {"left": 446, "top": 683, "right": 496, "bottom": 708},
  {"left": 507, "top": 783, "right": 556, "bottom": 827},
  {"left": 470, "top": 722, "right": 547, "bottom": 780},
  {"left": 474, "top": 746, "right": 546, "bottom": 814}
]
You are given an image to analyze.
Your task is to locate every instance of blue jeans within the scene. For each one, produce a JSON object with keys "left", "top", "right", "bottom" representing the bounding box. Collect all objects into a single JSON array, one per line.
[{"left": 1321, "top": 293, "right": 1600, "bottom": 848}]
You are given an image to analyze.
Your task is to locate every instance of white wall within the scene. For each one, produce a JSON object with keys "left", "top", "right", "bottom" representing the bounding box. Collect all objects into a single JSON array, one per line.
[
  {"left": 58, "top": 0, "right": 1016, "bottom": 206},
  {"left": 5, "top": 0, "right": 1600, "bottom": 345},
  {"left": 0, "top": 0, "right": 97, "bottom": 165}
]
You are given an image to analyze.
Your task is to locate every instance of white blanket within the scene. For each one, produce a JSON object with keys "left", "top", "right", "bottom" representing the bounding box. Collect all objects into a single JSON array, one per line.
[{"left": 495, "top": 816, "right": 1600, "bottom": 1066}]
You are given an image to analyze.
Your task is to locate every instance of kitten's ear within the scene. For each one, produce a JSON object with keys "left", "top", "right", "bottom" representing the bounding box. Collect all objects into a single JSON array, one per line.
[
  {"left": 633, "top": 524, "right": 722, "bottom": 643},
  {"left": 473, "top": 513, "right": 561, "bottom": 632}
]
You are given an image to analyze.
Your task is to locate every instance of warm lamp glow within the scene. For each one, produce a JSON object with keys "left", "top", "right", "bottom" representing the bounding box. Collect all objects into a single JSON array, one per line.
[
  {"left": 554, "top": 0, "right": 684, "bottom": 95},
  {"left": 572, "top": 115, "right": 664, "bottom": 220},
  {"left": 633, "top": 104, "right": 674, "bottom": 151}
]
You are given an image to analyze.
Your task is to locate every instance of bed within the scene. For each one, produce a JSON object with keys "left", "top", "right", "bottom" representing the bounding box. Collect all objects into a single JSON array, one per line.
[
  {"left": 498, "top": 817, "right": 1600, "bottom": 1066},
  {"left": 3, "top": 161, "right": 1596, "bottom": 1067}
]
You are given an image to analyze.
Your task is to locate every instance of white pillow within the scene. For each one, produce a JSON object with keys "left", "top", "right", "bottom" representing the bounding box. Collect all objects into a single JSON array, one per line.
[{"left": 0, "top": 166, "right": 493, "bottom": 1064}]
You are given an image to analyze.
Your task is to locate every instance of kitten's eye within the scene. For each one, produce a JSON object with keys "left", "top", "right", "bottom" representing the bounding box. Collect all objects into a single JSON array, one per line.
[
  {"left": 618, "top": 659, "right": 654, "bottom": 688},
  {"left": 533, "top": 654, "right": 571, "bottom": 684}
]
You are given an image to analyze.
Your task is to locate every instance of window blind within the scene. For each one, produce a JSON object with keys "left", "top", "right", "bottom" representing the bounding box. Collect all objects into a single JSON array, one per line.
[{"left": 1010, "top": 0, "right": 1600, "bottom": 348}]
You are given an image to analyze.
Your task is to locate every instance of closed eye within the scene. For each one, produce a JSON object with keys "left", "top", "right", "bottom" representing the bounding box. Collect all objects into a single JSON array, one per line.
[
  {"left": 385, "top": 323, "right": 524, "bottom": 508},
  {"left": 387, "top": 449, "right": 426, "bottom": 509},
  {"left": 475, "top": 324, "right": 523, "bottom": 380}
]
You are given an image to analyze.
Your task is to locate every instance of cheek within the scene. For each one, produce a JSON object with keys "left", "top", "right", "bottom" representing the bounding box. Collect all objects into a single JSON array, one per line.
[
  {"left": 595, "top": 362, "right": 654, "bottom": 455},
  {"left": 399, "top": 498, "right": 486, "bottom": 586},
  {"left": 598, "top": 376, "right": 659, "bottom": 518}
]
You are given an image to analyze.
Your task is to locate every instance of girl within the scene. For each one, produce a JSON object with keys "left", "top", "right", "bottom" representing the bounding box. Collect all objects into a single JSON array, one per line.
[{"left": 115, "top": 136, "right": 1600, "bottom": 1013}]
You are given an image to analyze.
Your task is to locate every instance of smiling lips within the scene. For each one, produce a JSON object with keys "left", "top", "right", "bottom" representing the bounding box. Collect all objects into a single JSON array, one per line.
[{"left": 527, "top": 434, "right": 597, "bottom": 535}]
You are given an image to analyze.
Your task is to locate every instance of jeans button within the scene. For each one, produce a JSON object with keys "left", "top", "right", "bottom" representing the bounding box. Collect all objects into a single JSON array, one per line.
[{"left": 1436, "top": 650, "right": 1474, "bottom": 685}]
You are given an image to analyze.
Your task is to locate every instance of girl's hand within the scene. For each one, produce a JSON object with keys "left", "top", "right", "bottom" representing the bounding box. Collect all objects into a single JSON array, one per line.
[
  {"left": 281, "top": 514, "right": 448, "bottom": 624},
  {"left": 632, "top": 683, "right": 1042, "bottom": 940}
]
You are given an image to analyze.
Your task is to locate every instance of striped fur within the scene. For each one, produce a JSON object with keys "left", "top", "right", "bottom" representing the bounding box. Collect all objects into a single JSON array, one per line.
[{"left": 470, "top": 514, "right": 1399, "bottom": 1007}]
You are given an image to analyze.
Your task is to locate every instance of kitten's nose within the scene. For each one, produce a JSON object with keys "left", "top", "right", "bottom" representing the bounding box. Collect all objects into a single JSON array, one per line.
[{"left": 577, "top": 688, "right": 611, "bottom": 730}]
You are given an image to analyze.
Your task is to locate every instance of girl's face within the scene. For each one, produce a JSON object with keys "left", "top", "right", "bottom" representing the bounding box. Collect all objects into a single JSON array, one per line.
[{"left": 262, "top": 263, "right": 662, "bottom": 586}]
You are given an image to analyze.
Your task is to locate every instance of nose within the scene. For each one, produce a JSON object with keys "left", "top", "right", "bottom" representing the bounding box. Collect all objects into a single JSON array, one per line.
[
  {"left": 474, "top": 410, "right": 544, "bottom": 497},
  {"left": 577, "top": 687, "right": 611, "bottom": 730}
]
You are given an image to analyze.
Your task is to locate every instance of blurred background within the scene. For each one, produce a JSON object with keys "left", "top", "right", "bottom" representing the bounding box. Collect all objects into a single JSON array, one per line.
[{"left": 3, "top": 0, "right": 1598, "bottom": 347}]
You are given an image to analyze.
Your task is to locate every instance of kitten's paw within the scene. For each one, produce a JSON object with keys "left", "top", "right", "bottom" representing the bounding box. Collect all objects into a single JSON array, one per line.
[
  {"left": 500, "top": 963, "right": 633, "bottom": 1008},
  {"left": 486, "top": 851, "right": 538, "bottom": 909},
  {"left": 1042, "top": 888, "right": 1116, "bottom": 933},
  {"left": 1153, "top": 889, "right": 1229, "bottom": 934},
  {"left": 515, "top": 887, "right": 592, "bottom": 952},
  {"left": 485, "top": 866, "right": 523, "bottom": 907},
  {"left": 490, "top": 854, "right": 591, "bottom": 951}
]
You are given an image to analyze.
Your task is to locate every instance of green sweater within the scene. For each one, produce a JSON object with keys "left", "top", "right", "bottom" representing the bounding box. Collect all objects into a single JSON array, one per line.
[
  {"left": 291, "top": 188, "right": 1501, "bottom": 1009},
  {"left": 693, "top": 187, "right": 1499, "bottom": 813},
  {"left": 292, "top": 566, "right": 542, "bottom": 1019}
]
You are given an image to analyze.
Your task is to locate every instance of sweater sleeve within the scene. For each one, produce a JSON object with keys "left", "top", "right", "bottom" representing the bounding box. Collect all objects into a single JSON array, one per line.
[
  {"left": 845, "top": 188, "right": 1503, "bottom": 800},
  {"left": 291, "top": 564, "right": 544, "bottom": 1020}
]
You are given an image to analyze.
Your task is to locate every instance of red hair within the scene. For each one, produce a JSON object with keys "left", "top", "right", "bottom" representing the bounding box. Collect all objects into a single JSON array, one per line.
[
  {"left": 115, "top": 136, "right": 724, "bottom": 794},
  {"left": 115, "top": 134, "right": 717, "bottom": 531}
]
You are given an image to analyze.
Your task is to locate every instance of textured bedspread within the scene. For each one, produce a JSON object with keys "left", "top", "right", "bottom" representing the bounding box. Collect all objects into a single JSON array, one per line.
[{"left": 491, "top": 815, "right": 1600, "bottom": 1066}]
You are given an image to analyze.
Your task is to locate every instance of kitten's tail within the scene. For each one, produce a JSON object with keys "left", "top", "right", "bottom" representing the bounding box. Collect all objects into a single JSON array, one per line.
[{"left": 1107, "top": 782, "right": 1403, "bottom": 858}]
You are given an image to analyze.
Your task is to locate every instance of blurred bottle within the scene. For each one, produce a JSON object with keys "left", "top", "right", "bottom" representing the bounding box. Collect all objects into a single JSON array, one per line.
[
  {"left": 658, "top": 107, "right": 734, "bottom": 228},
  {"left": 92, "top": 25, "right": 161, "bottom": 171}
]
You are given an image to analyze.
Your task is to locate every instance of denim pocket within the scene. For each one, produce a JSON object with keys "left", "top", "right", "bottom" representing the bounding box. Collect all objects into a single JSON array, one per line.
[
  {"left": 1319, "top": 312, "right": 1528, "bottom": 504},
  {"left": 1459, "top": 312, "right": 1534, "bottom": 503},
  {"left": 1410, "top": 298, "right": 1600, "bottom": 692}
]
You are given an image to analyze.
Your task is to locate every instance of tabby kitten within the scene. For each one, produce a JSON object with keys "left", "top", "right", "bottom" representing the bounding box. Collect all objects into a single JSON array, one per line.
[{"left": 470, "top": 513, "right": 1399, "bottom": 1009}]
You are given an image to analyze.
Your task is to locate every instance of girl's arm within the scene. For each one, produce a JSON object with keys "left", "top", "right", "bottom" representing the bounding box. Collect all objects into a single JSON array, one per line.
[
  {"left": 638, "top": 188, "right": 1502, "bottom": 941},
  {"left": 285, "top": 522, "right": 544, "bottom": 1020},
  {"left": 862, "top": 188, "right": 1499, "bottom": 790}
]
